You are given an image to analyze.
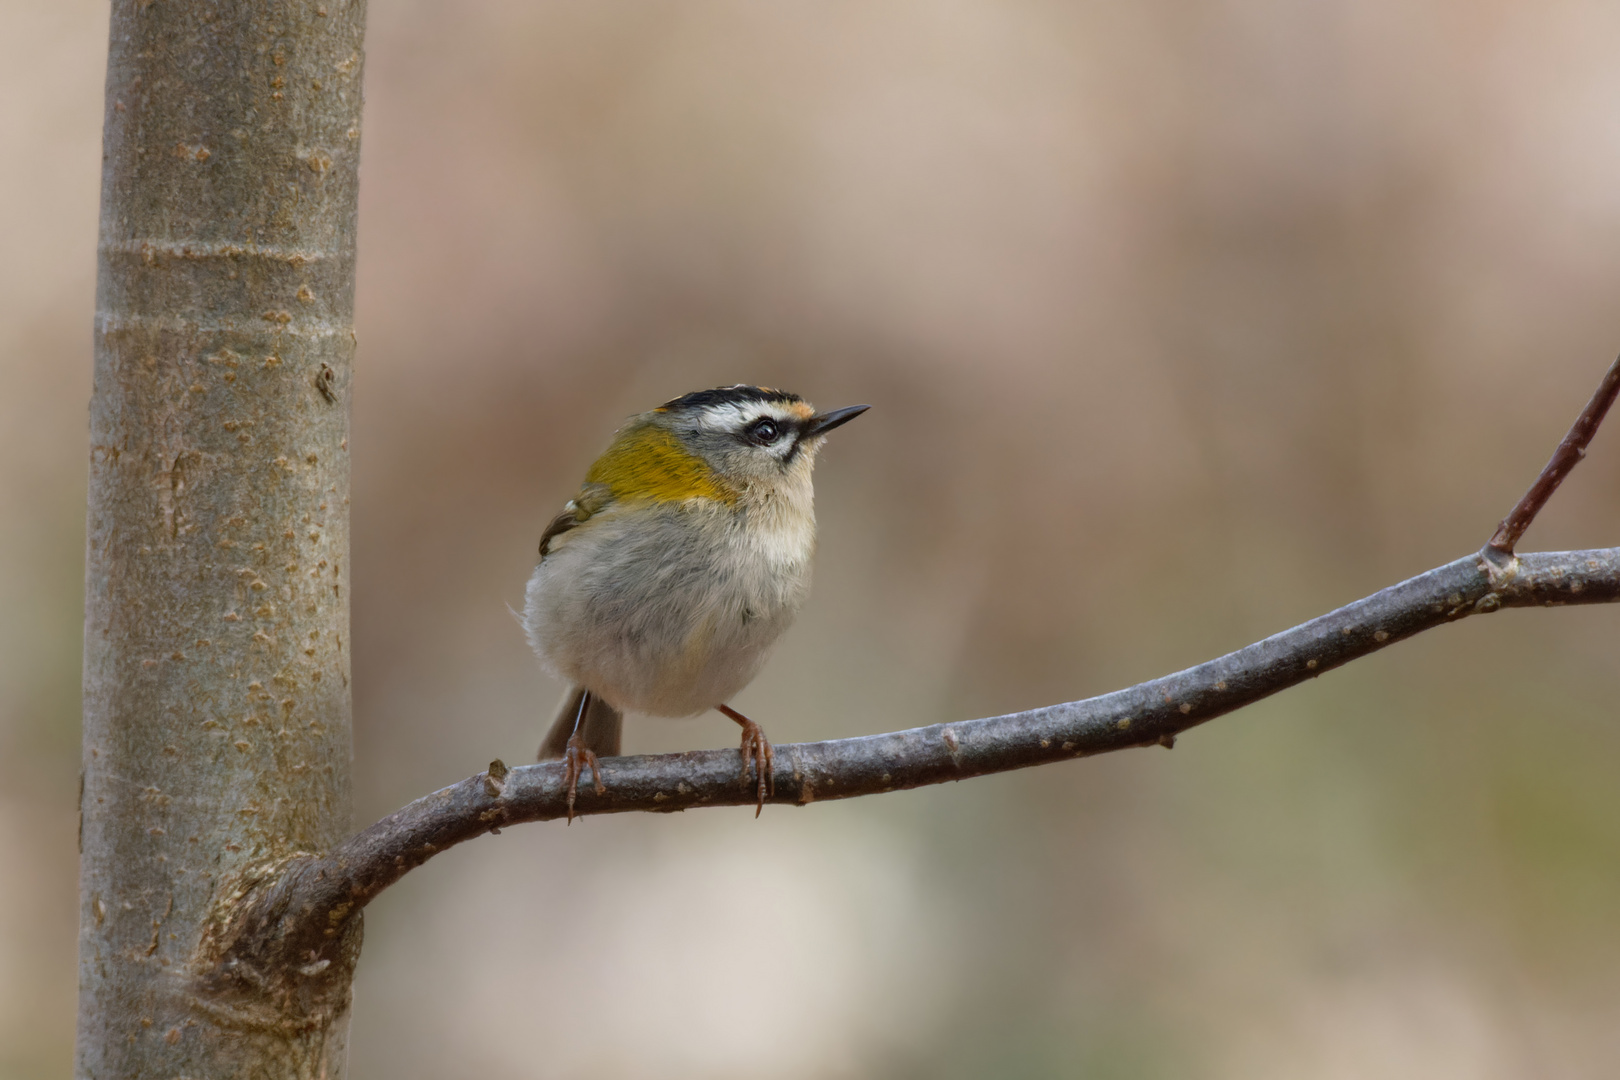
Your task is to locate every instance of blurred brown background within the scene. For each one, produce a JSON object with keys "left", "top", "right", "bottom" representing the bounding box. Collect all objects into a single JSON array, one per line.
[{"left": 6, "top": 1, "right": 1620, "bottom": 1076}]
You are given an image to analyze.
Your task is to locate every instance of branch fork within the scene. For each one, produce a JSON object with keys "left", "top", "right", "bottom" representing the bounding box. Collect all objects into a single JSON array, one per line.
[{"left": 1483, "top": 354, "right": 1620, "bottom": 566}]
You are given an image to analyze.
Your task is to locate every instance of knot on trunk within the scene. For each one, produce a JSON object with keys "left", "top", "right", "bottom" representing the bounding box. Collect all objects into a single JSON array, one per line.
[{"left": 192, "top": 853, "right": 364, "bottom": 1034}]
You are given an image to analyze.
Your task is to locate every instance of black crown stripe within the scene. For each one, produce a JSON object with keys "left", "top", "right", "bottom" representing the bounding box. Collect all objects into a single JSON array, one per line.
[{"left": 659, "top": 385, "right": 804, "bottom": 412}]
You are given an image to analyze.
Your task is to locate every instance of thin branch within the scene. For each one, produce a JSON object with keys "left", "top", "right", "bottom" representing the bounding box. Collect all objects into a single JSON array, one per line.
[
  {"left": 202, "top": 356, "right": 1620, "bottom": 1015},
  {"left": 209, "top": 545, "right": 1620, "bottom": 996},
  {"left": 1485, "top": 353, "right": 1620, "bottom": 561}
]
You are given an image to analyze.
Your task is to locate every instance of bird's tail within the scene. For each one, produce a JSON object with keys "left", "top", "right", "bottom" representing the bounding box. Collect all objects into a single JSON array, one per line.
[{"left": 538, "top": 685, "right": 623, "bottom": 760}]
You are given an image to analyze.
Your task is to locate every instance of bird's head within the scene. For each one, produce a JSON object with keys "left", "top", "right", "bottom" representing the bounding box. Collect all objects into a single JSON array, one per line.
[
  {"left": 648, "top": 385, "right": 870, "bottom": 489},
  {"left": 579, "top": 385, "right": 868, "bottom": 508}
]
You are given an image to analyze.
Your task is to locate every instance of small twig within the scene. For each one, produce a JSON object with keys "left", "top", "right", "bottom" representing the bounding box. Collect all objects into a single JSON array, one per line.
[{"left": 1485, "top": 354, "right": 1620, "bottom": 564}]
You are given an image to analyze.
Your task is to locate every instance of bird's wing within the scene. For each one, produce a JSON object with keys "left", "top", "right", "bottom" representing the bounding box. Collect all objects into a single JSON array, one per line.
[
  {"left": 537, "top": 507, "right": 579, "bottom": 558},
  {"left": 537, "top": 481, "right": 613, "bottom": 558},
  {"left": 539, "top": 419, "right": 739, "bottom": 558}
]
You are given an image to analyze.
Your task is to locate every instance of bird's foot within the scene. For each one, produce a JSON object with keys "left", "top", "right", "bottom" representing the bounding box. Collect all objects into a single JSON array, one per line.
[
  {"left": 561, "top": 732, "right": 606, "bottom": 824},
  {"left": 717, "top": 704, "right": 774, "bottom": 817}
]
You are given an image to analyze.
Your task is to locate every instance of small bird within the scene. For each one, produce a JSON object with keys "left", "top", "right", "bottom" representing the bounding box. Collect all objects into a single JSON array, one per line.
[{"left": 523, "top": 385, "right": 870, "bottom": 819}]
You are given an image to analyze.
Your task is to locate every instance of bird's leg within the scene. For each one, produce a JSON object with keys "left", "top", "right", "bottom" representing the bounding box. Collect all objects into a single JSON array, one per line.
[
  {"left": 717, "top": 704, "right": 774, "bottom": 816},
  {"left": 562, "top": 689, "right": 606, "bottom": 824}
]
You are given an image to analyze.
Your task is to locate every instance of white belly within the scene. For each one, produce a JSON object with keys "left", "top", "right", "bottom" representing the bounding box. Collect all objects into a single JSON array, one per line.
[{"left": 523, "top": 497, "right": 814, "bottom": 717}]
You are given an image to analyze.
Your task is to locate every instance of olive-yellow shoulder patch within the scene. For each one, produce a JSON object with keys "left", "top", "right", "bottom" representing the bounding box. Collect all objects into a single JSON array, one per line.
[{"left": 584, "top": 423, "right": 737, "bottom": 505}]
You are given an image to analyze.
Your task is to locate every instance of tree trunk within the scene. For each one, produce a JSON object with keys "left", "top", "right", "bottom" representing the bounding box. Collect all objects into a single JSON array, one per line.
[{"left": 79, "top": 3, "right": 366, "bottom": 1077}]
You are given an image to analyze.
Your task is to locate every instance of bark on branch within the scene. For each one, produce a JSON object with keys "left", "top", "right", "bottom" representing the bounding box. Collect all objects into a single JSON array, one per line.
[
  {"left": 201, "top": 352, "right": 1620, "bottom": 1016},
  {"left": 207, "top": 545, "right": 1620, "bottom": 999}
]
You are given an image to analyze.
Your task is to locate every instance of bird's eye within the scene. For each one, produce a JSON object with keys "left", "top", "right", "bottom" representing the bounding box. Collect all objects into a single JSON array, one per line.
[{"left": 746, "top": 419, "right": 781, "bottom": 445}]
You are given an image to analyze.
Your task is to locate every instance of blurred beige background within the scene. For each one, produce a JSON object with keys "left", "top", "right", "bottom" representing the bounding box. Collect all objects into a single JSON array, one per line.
[{"left": 6, "top": 1, "right": 1620, "bottom": 1076}]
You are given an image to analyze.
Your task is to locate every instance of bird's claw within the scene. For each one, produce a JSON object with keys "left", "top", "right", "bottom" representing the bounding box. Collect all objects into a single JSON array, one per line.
[
  {"left": 734, "top": 716, "right": 774, "bottom": 817},
  {"left": 562, "top": 735, "right": 605, "bottom": 824}
]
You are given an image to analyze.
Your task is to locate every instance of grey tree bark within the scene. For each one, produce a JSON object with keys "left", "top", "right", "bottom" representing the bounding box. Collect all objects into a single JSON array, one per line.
[{"left": 79, "top": 3, "right": 366, "bottom": 1077}]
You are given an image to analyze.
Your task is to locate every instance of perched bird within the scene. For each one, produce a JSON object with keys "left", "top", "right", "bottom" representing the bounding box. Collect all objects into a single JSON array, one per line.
[{"left": 523, "top": 385, "right": 870, "bottom": 818}]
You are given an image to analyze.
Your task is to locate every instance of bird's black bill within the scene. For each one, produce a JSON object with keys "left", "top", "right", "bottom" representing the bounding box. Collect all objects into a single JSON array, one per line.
[{"left": 804, "top": 404, "right": 871, "bottom": 437}]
